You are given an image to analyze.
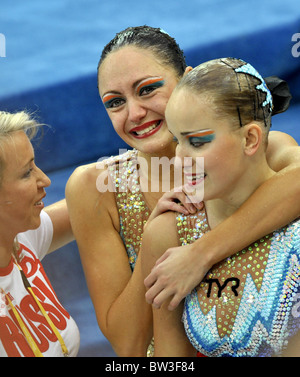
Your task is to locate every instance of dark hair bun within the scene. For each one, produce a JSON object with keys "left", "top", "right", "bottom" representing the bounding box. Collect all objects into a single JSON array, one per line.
[{"left": 264, "top": 76, "right": 292, "bottom": 115}]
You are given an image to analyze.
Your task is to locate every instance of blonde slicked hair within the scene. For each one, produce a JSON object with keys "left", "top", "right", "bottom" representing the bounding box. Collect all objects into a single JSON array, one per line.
[
  {"left": 0, "top": 110, "right": 43, "bottom": 182},
  {"left": 0, "top": 110, "right": 41, "bottom": 140}
]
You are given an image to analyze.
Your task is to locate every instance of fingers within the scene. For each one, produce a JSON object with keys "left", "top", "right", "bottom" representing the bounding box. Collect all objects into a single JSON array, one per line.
[
  {"left": 144, "top": 270, "right": 157, "bottom": 290},
  {"left": 160, "top": 188, "right": 202, "bottom": 214},
  {"left": 144, "top": 265, "right": 173, "bottom": 308},
  {"left": 180, "top": 185, "right": 204, "bottom": 209},
  {"left": 144, "top": 250, "right": 170, "bottom": 291},
  {"left": 144, "top": 263, "right": 184, "bottom": 310},
  {"left": 145, "top": 284, "right": 163, "bottom": 307},
  {"left": 168, "top": 201, "right": 191, "bottom": 216},
  {"left": 151, "top": 289, "right": 174, "bottom": 310},
  {"left": 144, "top": 272, "right": 167, "bottom": 308},
  {"left": 153, "top": 252, "right": 169, "bottom": 267},
  {"left": 145, "top": 279, "right": 175, "bottom": 309},
  {"left": 168, "top": 293, "right": 186, "bottom": 311},
  {"left": 145, "top": 282, "right": 185, "bottom": 311},
  {"left": 147, "top": 188, "right": 203, "bottom": 226}
]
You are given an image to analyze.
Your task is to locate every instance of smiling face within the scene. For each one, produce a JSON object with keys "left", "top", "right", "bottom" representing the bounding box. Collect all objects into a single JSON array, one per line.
[
  {"left": 166, "top": 89, "right": 249, "bottom": 203},
  {"left": 0, "top": 131, "right": 51, "bottom": 237},
  {"left": 98, "top": 46, "right": 180, "bottom": 155}
]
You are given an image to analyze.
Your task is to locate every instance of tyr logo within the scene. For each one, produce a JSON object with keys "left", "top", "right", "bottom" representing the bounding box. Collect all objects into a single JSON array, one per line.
[{"left": 205, "top": 278, "right": 240, "bottom": 298}]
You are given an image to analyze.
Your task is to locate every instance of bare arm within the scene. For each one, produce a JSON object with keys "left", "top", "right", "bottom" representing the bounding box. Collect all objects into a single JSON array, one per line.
[
  {"left": 66, "top": 164, "right": 152, "bottom": 356},
  {"left": 145, "top": 131, "right": 300, "bottom": 309},
  {"left": 266, "top": 130, "right": 299, "bottom": 171},
  {"left": 44, "top": 199, "right": 74, "bottom": 253},
  {"left": 141, "top": 212, "right": 196, "bottom": 356}
]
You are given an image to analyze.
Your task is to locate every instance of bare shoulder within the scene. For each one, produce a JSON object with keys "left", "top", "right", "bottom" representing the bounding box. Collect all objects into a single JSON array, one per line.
[
  {"left": 268, "top": 130, "right": 298, "bottom": 146},
  {"left": 66, "top": 160, "right": 114, "bottom": 203},
  {"left": 66, "top": 153, "right": 129, "bottom": 198},
  {"left": 267, "top": 131, "right": 300, "bottom": 171},
  {"left": 66, "top": 161, "right": 99, "bottom": 191},
  {"left": 267, "top": 131, "right": 298, "bottom": 160},
  {"left": 66, "top": 160, "right": 119, "bottom": 231}
]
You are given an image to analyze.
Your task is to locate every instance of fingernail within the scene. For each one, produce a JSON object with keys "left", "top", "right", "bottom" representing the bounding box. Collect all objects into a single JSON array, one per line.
[{"left": 188, "top": 205, "right": 196, "bottom": 213}]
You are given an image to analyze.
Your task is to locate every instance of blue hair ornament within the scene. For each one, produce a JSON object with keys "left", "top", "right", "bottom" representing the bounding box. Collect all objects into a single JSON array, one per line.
[{"left": 235, "top": 63, "right": 273, "bottom": 110}]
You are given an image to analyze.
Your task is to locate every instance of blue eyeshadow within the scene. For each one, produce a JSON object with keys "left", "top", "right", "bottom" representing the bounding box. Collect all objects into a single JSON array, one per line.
[{"left": 189, "top": 134, "right": 215, "bottom": 143}]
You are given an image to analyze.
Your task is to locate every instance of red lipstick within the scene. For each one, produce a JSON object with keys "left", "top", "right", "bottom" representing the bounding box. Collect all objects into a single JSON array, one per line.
[{"left": 130, "top": 120, "right": 162, "bottom": 139}]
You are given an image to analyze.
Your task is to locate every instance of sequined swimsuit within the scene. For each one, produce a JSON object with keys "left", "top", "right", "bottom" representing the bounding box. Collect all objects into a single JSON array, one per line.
[
  {"left": 106, "top": 149, "right": 150, "bottom": 268},
  {"left": 177, "top": 208, "right": 300, "bottom": 357}
]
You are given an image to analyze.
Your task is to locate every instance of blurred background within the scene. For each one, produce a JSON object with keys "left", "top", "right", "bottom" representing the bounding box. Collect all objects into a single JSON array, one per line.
[{"left": 0, "top": 0, "right": 299, "bottom": 356}]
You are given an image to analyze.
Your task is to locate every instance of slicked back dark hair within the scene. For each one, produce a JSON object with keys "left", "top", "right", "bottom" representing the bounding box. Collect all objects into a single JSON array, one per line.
[{"left": 98, "top": 25, "right": 187, "bottom": 79}]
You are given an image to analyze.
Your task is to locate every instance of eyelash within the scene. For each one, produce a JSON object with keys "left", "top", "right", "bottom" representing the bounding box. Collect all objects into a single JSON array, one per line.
[
  {"left": 104, "top": 82, "right": 163, "bottom": 109},
  {"left": 23, "top": 167, "right": 33, "bottom": 178},
  {"left": 139, "top": 86, "right": 155, "bottom": 96},
  {"left": 188, "top": 137, "right": 209, "bottom": 148},
  {"left": 139, "top": 81, "right": 164, "bottom": 96},
  {"left": 104, "top": 98, "right": 125, "bottom": 109},
  {"left": 173, "top": 136, "right": 210, "bottom": 148}
]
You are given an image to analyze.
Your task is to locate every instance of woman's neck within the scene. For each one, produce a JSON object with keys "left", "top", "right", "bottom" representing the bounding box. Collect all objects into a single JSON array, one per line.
[
  {"left": 205, "top": 158, "right": 275, "bottom": 229},
  {"left": 0, "top": 246, "right": 13, "bottom": 268},
  {"left": 137, "top": 142, "right": 177, "bottom": 197},
  {"left": 0, "top": 232, "right": 17, "bottom": 268}
]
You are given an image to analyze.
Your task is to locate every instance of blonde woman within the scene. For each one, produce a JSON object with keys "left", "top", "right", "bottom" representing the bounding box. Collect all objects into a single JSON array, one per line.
[{"left": 0, "top": 111, "right": 79, "bottom": 357}]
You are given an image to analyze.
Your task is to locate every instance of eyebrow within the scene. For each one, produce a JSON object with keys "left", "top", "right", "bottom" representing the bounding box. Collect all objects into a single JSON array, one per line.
[
  {"left": 135, "top": 77, "right": 164, "bottom": 93},
  {"left": 102, "top": 76, "right": 164, "bottom": 101},
  {"left": 102, "top": 93, "right": 121, "bottom": 103},
  {"left": 181, "top": 129, "right": 215, "bottom": 138},
  {"left": 22, "top": 157, "right": 35, "bottom": 169}
]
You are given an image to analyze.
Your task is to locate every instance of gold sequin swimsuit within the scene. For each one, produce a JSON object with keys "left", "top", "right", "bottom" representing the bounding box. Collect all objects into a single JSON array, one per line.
[
  {"left": 177, "top": 207, "right": 300, "bottom": 356},
  {"left": 106, "top": 149, "right": 150, "bottom": 270}
]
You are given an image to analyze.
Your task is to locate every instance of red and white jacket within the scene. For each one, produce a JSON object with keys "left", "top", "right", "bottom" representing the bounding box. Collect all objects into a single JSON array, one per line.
[{"left": 0, "top": 211, "right": 80, "bottom": 357}]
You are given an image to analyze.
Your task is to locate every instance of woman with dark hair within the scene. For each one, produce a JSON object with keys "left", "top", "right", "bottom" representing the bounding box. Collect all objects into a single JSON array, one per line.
[
  {"left": 142, "top": 58, "right": 300, "bottom": 357},
  {"left": 66, "top": 26, "right": 300, "bottom": 356}
]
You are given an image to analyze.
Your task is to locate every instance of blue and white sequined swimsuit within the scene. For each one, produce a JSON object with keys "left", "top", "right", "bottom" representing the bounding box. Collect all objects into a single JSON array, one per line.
[{"left": 177, "top": 209, "right": 300, "bottom": 357}]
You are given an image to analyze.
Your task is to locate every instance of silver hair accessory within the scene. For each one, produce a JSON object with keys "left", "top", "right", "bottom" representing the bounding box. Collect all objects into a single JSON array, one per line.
[
  {"left": 159, "top": 28, "right": 170, "bottom": 36},
  {"left": 235, "top": 62, "right": 273, "bottom": 110}
]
